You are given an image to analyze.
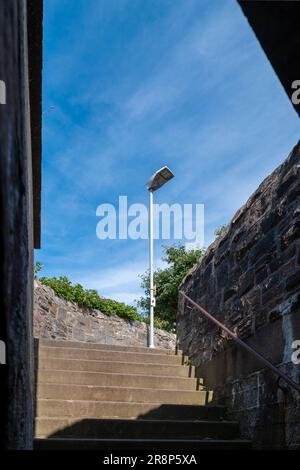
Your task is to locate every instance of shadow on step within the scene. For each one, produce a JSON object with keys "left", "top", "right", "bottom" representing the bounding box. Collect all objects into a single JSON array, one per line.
[
  {"left": 35, "top": 405, "right": 252, "bottom": 449},
  {"left": 39, "top": 404, "right": 230, "bottom": 440},
  {"left": 135, "top": 403, "right": 226, "bottom": 421},
  {"left": 35, "top": 408, "right": 252, "bottom": 450},
  {"left": 43, "top": 416, "right": 238, "bottom": 442}
]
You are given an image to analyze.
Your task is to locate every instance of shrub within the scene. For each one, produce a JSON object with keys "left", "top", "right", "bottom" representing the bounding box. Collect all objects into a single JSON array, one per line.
[
  {"left": 34, "top": 261, "right": 43, "bottom": 277},
  {"left": 214, "top": 224, "right": 228, "bottom": 239},
  {"left": 39, "top": 276, "right": 144, "bottom": 323}
]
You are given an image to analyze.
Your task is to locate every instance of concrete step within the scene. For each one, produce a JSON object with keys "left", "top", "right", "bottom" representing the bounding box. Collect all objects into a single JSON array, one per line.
[
  {"left": 38, "top": 339, "right": 177, "bottom": 355},
  {"left": 37, "top": 369, "right": 203, "bottom": 391},
  {"left": 35, "top": 417, "right": 240, "bottom": 440},
  {"left": 37, "top": 400, "right": 225, "bottom": 420},
  {"left": 34, "top": 438, "right": 252, "bottom": 450},
  {"left": 38, "top": 346, "right": 183, "bottom": 365},
  {"left": 37, "top": 383, "right": 212, "bottom": 405},
  {"left": 38, "top": 357, "right": 195, "bottom": 378}
]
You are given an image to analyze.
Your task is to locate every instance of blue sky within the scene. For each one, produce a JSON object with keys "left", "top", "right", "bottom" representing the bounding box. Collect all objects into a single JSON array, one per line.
[{"left": 37, "top": 0, "right": 299, "bottom": 305}]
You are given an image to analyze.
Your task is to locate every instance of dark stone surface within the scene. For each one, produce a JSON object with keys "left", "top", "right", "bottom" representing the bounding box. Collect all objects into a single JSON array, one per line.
[
  {"left": 0, "top": 0, "right": 42, "bottom": 449},
  {"left": 27, "top": 0, "right": 43, "bottom": 248},
  {"left": 177, "top": 141, "right": 300, "bottom": 449},
  {"left": 237, "top": 1, "right": 300, "bottom": 117}
]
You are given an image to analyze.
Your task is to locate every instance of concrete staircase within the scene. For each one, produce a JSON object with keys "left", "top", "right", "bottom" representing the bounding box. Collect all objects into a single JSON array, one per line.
[{"left": 34, "top": 339, "right": 251, "bottom": 450}]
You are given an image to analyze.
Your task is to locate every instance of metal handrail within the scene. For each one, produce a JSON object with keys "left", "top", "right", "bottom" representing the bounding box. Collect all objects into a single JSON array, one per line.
[{"left": 179, "top": 291, "right": 300, "bottom": 394}]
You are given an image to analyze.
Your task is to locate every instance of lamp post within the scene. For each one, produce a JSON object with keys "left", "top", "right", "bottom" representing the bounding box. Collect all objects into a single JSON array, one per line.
[{"left": 146, "top": 166, "right": 174, "bottom": 348}]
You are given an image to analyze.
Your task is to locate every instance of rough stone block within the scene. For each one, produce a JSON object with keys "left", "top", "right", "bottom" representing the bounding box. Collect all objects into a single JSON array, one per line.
[
  {"left": 286, "top": 271, "right": 300, "bottom": 292},
  {"left": 238, "top": 269, "right": 254, "bottom": 296},
  {"left": 277, "top": 165, "right": 299, "bottom": 198},
  {"left": 281, "top": 220, "right": 300, "bottom": 249},
  {"left": 250, "top": 231, "right": 275, "bottom": 264},
  {"left": 177, "top": 141, "right": 300, "bottom": 449}
]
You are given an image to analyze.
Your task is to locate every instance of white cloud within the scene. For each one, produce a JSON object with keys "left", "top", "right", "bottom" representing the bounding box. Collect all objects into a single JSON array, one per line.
[
  {"left": 40, "top": 0, "right": 300, "bottom": 303},
  {"left": 107, "top": 292, "right": 141, "bottom": 305},
  {"left": 79, "top": 263, "right": 146, "bottom": 292}
]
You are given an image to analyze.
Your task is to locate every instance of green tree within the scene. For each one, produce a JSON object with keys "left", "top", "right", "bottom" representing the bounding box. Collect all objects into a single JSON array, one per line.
[
  {"left": 34, "top": 261, "right": 43, "bottom": 277},
  {"left": 138, "top": 244, "right": 205, "bottom": 327}
]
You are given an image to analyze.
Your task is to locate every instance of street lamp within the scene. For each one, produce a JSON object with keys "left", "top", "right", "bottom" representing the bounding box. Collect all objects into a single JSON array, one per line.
[{"left": 146, "top": 166, "right": 174, "bottom": 348}]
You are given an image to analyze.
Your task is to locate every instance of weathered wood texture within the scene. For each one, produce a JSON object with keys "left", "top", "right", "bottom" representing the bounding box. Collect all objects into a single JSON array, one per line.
[{"left": 0, "top": 0, "right": 34, "bottom": 449}]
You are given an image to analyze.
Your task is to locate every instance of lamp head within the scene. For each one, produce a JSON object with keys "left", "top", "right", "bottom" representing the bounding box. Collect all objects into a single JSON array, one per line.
[{"left": 146, "top": 166, "right": 174, "bottom": 191}]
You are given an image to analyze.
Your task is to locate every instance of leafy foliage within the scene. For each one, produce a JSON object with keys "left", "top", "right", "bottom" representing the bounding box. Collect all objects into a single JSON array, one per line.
[
  {"left": 34, "top": 261, "right": 43, "bottom": 277},
  {"left": 39, "top": 276, "right": 144, "bottom": 323},
  {"left": 138, "top": 244, "right": 205, "bottom": 327},
  {"left": 214, "top": 224, "right": 228, "bottom": 239}
]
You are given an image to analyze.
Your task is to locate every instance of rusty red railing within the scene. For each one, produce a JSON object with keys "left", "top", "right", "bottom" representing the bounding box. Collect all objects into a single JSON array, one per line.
[{"left": 179, "top": 291, "right": 300, "bottom": 394}]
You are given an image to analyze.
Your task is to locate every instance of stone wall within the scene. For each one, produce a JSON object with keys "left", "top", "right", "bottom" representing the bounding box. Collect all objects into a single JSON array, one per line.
[
  {"left": 177, "top": 141, "right": 300, "bottom": 449},
  {"left": 34, "top": 280, "right": 176, "bottom": 350},
  {"left": 0, "top": 0, "right": 35, "bottom": 450}
]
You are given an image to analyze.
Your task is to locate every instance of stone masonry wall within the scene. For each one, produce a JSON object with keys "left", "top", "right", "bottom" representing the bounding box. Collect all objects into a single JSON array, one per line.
[
  {"left": 0, "top": 0, "right": 35, "bottom": 449},
  {"left": 34, "top": 280, "right": 176, "bottom": 350},
  {"left": 177, "top": 141, "right": 300, "bottom": 449}
]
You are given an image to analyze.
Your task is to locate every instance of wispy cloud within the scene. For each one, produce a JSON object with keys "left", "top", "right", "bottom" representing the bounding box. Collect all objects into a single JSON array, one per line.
[
  {"left": 75, "top": 256, "right": 167, "bottom": 305},
  {"left": 38, "top": 0, "right": 300, "bottom": 304}
]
